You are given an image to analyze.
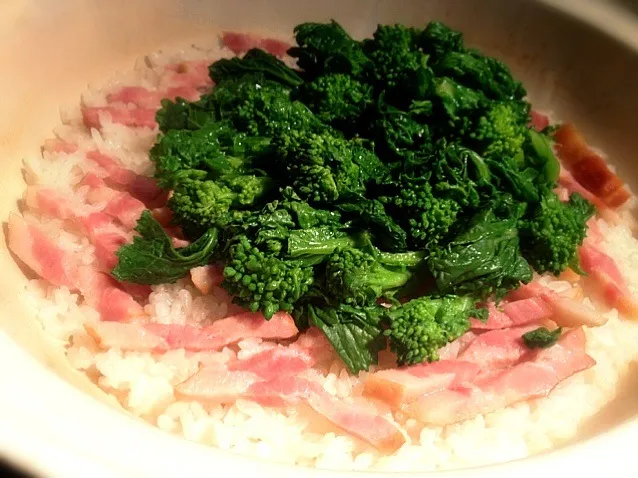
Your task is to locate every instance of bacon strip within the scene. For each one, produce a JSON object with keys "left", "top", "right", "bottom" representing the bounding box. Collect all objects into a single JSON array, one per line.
[
  {"left": 529, "top": 110, "right": 550, "bottom": 132},
  {"left": 554, "top": 123, "right": 630, "bottom": 209},
  {"left": 470, "top": 298, "right": 552, "bottom": 331},
  {"left": 8, "top": 213, "right": 78, "bottom": 288},
  {"left": 363, "top": 360, "right": 480, "bottom": 408},
  {"left": 85, "top": 151, "right": 166, "bottom": 207},
  {"left": 508, "top": 281, "right": 606, "bottom": 327},
  {"left": 163, "top": 61, "right": 213, "bottom": 91},
  {"left": 82, "top": 104, "right": 158, "bottom": 130},
  {"left": 407, "top": 328, "right": 595, "bottom": 426},
  {"left": 470, "top": 303, "right": 511, "bottom": 330},
  {"left": 107, "top": 85, "right": 202, "bottom": 110},
  {"left": 42, "top": 139, "right": 79, "bottom": 155},
  {"left": 86, "top": 311, "right": 298, "bottom": 352},
  {"left": 25, "top": 186, "right": 133, "bottom": 272},
  {"left": 579, "top": 239, "right": 638, "bottom": 318},
  {"left": 8, "top": 213, "right": 142, "bottom": 322},
  {"left": 77, "top": 267, "right": 144, "bottom": 322},
  {"left": 249, "top": 376, "right": 405, "bottom": 451},
  {"left": 457, "top": 325, "right": 537, "bottom": 369}
]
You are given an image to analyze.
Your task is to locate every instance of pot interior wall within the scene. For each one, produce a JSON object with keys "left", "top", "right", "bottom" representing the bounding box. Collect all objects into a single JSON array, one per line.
[{"left": 0, "top": 0, "right": 636, "bottom": 451}]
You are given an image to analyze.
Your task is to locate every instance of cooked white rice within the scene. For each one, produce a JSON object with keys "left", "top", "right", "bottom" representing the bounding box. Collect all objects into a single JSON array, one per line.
[{"left": 17, "top": 39, "right": 638, "bottom": 472}]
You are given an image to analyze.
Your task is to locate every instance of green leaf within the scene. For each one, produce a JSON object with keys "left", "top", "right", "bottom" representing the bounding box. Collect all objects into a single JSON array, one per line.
[
  {"left": 428, "top": 208, "right": 532, "bottom": 298},
  {"left": 522, "top": 327, "right": 562, "bottom": 349},
  {"left": 209, "top": 49, "right": 303, "bottom": 88},
  {"left": 155, "top": 98, "right": 216, "bottom": 133},
  {"left": 434, "top": 77, "right": 484, "bottom": 120},
  {"left": 112, "top": 211, "right": 218, "bottom": 285},
  {"left": 306, "top": 303, "right": 385, "bottom": 373},
  {"left": 287, "top": 227, "right": 360, "bottom": 265},
  {"left": 336, "top": 197, "right": 408, "bottom": 252}
]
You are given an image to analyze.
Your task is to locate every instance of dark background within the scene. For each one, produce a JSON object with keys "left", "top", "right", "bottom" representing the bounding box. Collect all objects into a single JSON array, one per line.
[{"left": 0, "top": 458, "right": 34, "bottom": 478}]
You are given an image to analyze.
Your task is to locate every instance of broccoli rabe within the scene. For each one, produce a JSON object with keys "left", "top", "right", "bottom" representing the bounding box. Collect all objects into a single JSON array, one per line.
[
  {"left": 520, "top": 191, "right": 595, "bottom": 275},
  {"left": 289, "top": 21, "right": 370, "bottom": 79},
  {"left": 384, "top": 295, "right": 475, "bottom": 365},
  {"left": 523, "top": 326, "right": 562, "bottom": 349},
  {"left": 112, "top": 211, "right": 219, "bottom": 285},
  {"left": 433, "top": 49, "right": 526, "bottom": 102},
  {"left": 363, "top": 24, "right": 432, "bottom": 102},
  {"left": 419, "top": 21, "right": 464, "bottom": 58},
  {"left": 169, "top": 175, "right": 273, "bottom": 236},
  {"left": 324, "top": 247, "right": 425, "bottom": 306},
  {"left": 470, "top": 101, "right": 530, "bottom": 161},
  {"left": 204, "top": 75, "right": 324, "bottom": 137},
  {"left": 209, "top": 48, "right": 303, "bottom": 87},
  {"left": 223, "top": 235, "right": 315, "bottom": 318},
  {"left": 116, "top": 19, "right": 597, "bottom": 373},
  {"left": 382, "top": 174, "right": 461, "bottom": 249},
  {"left": 295, "top": 73, "right": 373, "bottom": 132},
  {"left": 271, "top": 129, "right": 369, "bottom": 203},
  {"left": 302, "top": 302, "right": 386, "bottom": 373},
  {"left": 428, "top": 208, "right": 532, "bottom": 299}
]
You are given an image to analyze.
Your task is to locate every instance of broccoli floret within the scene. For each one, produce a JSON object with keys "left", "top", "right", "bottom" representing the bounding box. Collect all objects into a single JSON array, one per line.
[
  {"left": 150, "top": 121, "right": 271, "bottom": 188},
  {"left": 470, "top": 101, "right": 530, "bottom": 161},
  {"left": 272, "top": 129, "right": 368, "bottom": 203},
  {"left": 296, "top": 73, "right": 373, "bottom": 132},
  {"left": 382, "top": 174, "right": 461, "bottom": 249},
  {"left": 520, "top": 192, "right": 595, "bottom": 276},
  {"left": 363, "top": 24, "right": 433, "bottom": 102},
  {"left": 324, "top": 247, "right": 425, "bottom": 306},
  {"left": 169, "top": 175, "right": 272, "bottom": 235},
  {"left": 223, "top": 235, "right": 314, "bottom": 318},
  {"left": 384, "top": 295, "right": 474, "bottom": 365},
  {"left": 205, "top": 75, "right": 323, "bottom": 137}
]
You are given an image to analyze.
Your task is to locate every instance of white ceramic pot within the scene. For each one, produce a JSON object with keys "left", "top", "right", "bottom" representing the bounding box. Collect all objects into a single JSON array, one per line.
[{"left": 1, "top": 1, "right": 637, "bottom": 476}]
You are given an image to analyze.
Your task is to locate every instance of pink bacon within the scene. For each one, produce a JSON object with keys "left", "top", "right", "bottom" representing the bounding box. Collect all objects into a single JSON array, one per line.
[
  {"left": 85, "top": 311, "right": 299, "bottom": 353},
  {"left": 406, "top": 328, "right": 595, "bottom": 426}
]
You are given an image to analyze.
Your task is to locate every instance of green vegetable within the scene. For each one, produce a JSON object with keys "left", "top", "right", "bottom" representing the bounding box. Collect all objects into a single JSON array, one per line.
[
  {"left": 169, "top": 175, "right": 273, "bottom": 237},
  {"left": 288, "top": 21, "right": 370, "bottom": 78},
  {"left": 271, "top": 129, "right": 370, "bottom": 203},
  {"left": 381, "top": 173, "right": 462, "bottom": 249},
  {"left": 150, "top": 121, "right": 271, "bottom": 188},
  {"left": 324, "top": 247, "right": 425, "bottom": 306},
  {"left": 112, "top": 211, "right": 218, "bottom": 285},
  {"left": 303, "top": 303, "right": 386, "bottom": 373},
  {"left": 115, "top": 20, "right": 595, "bottom": 373},
  {"left": 520, "top": 191, "right": 595, "bottom": 275},
  {"left": 295, "top": 73, "right": 373, "bottom": 132},
  {"left": 210, "top": 48, "right": 303, "bottom": 87},
  {"left": 223, "top": 235, "right": 314, "bottom": 318},
  {"left": 384, "top": 295, "right": 474, "bottom": 365},
  {"left": 363, "top": 24, "right": 433, "bottom": 103},
  {"left": 522, "top": 326, "right": 562, "bottom": 349},
  {"left": 428, "top": 208, "right": 532, "bottom": 298},
  {"left": 470, "top": 101, "right": 530, "bottom": 162},
  {"left": 287, "top": 227, "right": 361, "bottom": 265}
]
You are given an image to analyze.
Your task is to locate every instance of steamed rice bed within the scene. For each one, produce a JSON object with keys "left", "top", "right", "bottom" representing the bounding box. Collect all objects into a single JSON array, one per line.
[{"left": 10, "top": 28, "right": 638, "bottom": 472}]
